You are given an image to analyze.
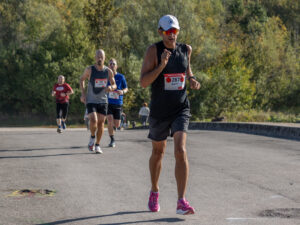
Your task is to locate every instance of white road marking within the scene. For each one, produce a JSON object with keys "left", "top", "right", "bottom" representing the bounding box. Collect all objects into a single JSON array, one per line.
[
  {"left": 270, "top": 195, "right": 285, "bottom": 199},
  {"left": 226, "top": 217, "right": 258, "bottom": 221}
]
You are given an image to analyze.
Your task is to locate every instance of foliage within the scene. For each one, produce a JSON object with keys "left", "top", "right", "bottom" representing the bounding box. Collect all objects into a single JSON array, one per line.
[
  {"left": 0, "top": 0, "right": 299, "bottom": 124},
  {"left": 224, "top": 110, "right": 300, "bottom": 123},
  {"left": 191, "top": 45, "right": 255, "bottom": 119}
]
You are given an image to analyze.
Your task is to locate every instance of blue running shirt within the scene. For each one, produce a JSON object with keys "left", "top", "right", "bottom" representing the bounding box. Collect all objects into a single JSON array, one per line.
[{"left": 108, "top": 73, "right": 127, "bottom": 105}]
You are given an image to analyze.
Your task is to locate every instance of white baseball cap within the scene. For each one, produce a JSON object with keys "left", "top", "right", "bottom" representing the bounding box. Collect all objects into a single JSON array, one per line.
[{"left": 158, "top": 15, "right": 180, "bottom": 31}]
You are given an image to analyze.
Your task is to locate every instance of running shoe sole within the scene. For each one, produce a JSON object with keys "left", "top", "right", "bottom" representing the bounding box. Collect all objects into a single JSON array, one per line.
[
  {"left": 148, "top": 204, "right": 160, "bottom": 212},
  {"left": 95, "top": 148, "right": 103, "bottom": 154},
  {"left": 176, "top": 209, "right": 195, "bottom": 215},
  {"left": 88, "top": 145, "right": 95, "bottom": 152}
]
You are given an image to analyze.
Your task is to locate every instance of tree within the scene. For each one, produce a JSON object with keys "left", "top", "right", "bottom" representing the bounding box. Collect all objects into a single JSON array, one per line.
[
  {"left": 191, "top": 46, "right": 254, "bottom": 120},
  {"left": 83, "top": 0, "right": 120, "bottom": 48}
]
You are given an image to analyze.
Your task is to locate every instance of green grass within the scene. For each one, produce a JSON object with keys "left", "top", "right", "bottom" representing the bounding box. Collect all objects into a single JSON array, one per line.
[
  {"left": 223, "top": 110, "right": 300, "bottom": 123},
  {"left": 0, "top": 114, "right": 85, "bottom": 127},
  {"left": 1, "top": 111, "right": 299, "bottom": 127}
]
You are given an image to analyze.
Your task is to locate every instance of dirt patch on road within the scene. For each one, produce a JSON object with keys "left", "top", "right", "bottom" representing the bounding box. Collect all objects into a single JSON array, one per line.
[{"left": 259, "top": 208, "right": 300, "bottom": 219}]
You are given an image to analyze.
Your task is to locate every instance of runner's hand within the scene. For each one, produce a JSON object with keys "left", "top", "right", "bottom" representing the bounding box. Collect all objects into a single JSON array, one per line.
[
  {"left": 80, "top": 94, "right": 86, "bottom": 104},
  {"left": 189, "top": 78, "right": 201, "bottom": 90},
  {"left": 160, "top": 49, "right": 171, "bottom": 67},
  {"left": 105, "top": 85, "right": 113, "bottom": 92},
  {"left": 116, "top": 90, "right": 123, "bottom": 95}
]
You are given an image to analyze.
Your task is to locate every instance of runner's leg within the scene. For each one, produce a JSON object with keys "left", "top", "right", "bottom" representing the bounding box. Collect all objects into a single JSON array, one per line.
[
  {"left": 56, "top": 103, "right": 62, "bottom": 127},
  {"left": 95, "top": 113, "right": 106, "bottom": 145},
  {"left": 107, "top": 114, "right": 114, "bottom": 136},
  {"left": 56, "top": 118, "right": 61, "bottom": 127},
  {"left": 149, "top": 140, "right": 167, "bottom": 192},
  {"left": 61, "top": 103, "right": 69, "bottom": 121},
  {"left": 114, "top": 119, "right": 121, "bottom": 130},
  {"left": 61, "top": 103, "right": 69, "bottom": 129},
  {"left": 173, "top": 131, "right": 188, "bottom": 200},
  {"left": 88, "top": 112, "right": 97, "bottom": 137}
]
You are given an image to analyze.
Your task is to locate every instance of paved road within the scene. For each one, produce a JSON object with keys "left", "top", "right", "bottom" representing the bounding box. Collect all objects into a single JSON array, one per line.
[{"left": 0, "top": 128, "right": 299, "bottom": 225}]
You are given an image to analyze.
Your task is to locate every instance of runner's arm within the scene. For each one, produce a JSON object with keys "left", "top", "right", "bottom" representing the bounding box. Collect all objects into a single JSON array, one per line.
[
  {"left": 66, "top": 90, "right": 74, "bottom": 96},
  {"left": 116, "top": 87, "right": 128, "bottom": 95},
  {"left": 79, "top": 67, "right": 91, "bottom": 103},
  {"left": 66, "top": 84, "right": 74, "bottom": 96},
  {"left": 106, "top": 68, "right": 117, "bottom": 92},
  {"left": 140, "top": 44, "right": 170, "bottom": 88},
  {"left": 186, "top": 45, "right": 200, "bottom": 90},
  {"left": 120, "top": 77, "right": 128, "bottom": 95}
]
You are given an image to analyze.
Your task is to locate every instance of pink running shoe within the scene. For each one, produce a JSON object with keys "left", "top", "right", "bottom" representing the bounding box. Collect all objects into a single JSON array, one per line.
[
  {"left": 148, "top": 191, "right": 160, "bottom": 212},
  {"left": 176, "top": 198, "right": 195, "bottom": 215}
]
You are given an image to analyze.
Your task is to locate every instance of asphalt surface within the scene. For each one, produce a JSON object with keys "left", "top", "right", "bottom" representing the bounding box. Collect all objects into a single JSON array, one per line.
[{"left": 0, "top": 128, "right": 299, "bottom": 225}]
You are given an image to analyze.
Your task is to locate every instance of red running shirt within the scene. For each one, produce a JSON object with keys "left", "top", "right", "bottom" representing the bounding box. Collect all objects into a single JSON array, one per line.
[{"left": 53, "top": 83, "right": 73, "bottom": 103}]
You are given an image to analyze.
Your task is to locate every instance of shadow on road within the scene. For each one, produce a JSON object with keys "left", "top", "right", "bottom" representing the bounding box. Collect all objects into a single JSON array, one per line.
[
  {"left": 0, "top": 146, "right": 92, "bottom": 159},
  {"left": 0, "top": 152, "right": 91, "bottom": 159},
  {"left": 36, "top": 211, "right": 184, "bottom": 225},
  {"left": 100, "top": 217, "right": 185, "bottom": 225},
  {"left": 0, "top": 146, "right": 85, "bottom": 153}
]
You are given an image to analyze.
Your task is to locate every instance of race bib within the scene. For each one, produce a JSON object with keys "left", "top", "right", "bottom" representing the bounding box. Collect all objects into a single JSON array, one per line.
[
  {"left": 56, "top": 86, "right": 64, "bottom": 91},
  {"left": 164, "top": 73, "right": 185, "bottom": 90},
  {"left": 95, "top": 79, "right": 107, "bottom": 88},
  {"left": 108, "top": 91, "right": 120, "bottom": 99}
]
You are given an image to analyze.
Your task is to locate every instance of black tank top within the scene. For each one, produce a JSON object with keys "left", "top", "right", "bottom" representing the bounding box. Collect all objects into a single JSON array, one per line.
[{"left": 150, "top": 41, "right": 190, "bottom": 119}]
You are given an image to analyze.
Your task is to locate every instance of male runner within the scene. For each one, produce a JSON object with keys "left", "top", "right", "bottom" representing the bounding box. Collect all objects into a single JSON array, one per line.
[
  {"left": 140, "top": 15, "right": 200, "bottom": 214},
  {"left": 107, "top": 58, "right": 128, "bottom": 147},
  {"left": 80, "top": 49, "right": 116, "bottom": 154}
]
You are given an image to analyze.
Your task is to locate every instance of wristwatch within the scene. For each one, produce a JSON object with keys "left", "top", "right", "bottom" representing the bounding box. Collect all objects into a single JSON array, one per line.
[{"left": 188, "top": 76, "right": 196, "bottom": 81}]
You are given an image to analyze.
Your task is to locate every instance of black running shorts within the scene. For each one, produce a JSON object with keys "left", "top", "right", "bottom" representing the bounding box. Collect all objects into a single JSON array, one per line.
[
  {"left": 148, "top": 112, "right": 190, "bottom": 141},
  {"left": 86, "top": 103, "right": 108, "bottom": 115},
  {"left": 107, "top": 104, "right": 122, "bottom": 120}
]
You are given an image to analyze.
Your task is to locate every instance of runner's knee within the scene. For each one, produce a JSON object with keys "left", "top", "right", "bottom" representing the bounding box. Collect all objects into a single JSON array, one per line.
[
  {"left": 89, "top": 116, "right": 97, "bottom": 124},
  {"left": 114, "top": 120, "right": 121, "bottom": 128},
  {"left": 174, "top": 147, "right": 187, "bottom": 162},
  {"left": 152, "top": 147, "right": 165, "bottom": 160},
  {"left": 107, "top": 115, "right": 113, "bottom": 123},
  {"left": 99, "top": 116, "right": 106, "bottom": 123}
]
